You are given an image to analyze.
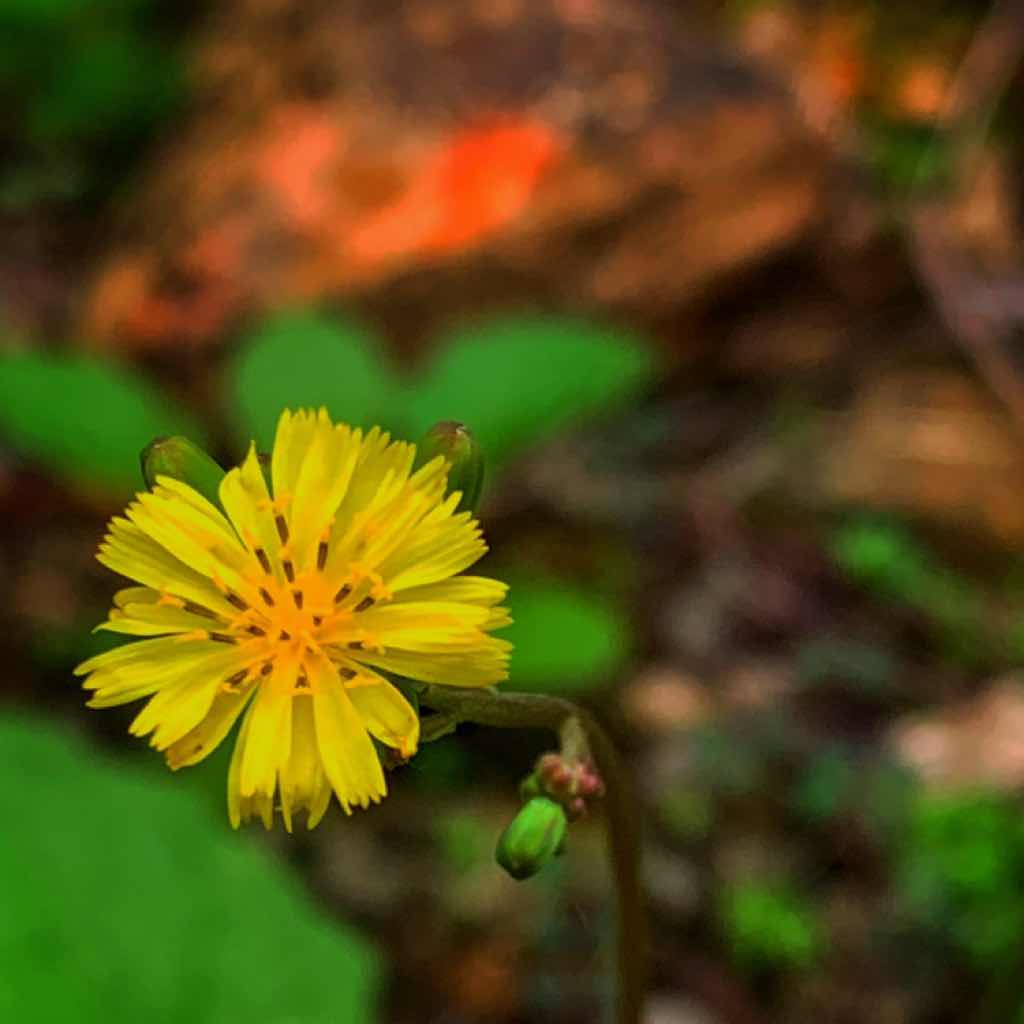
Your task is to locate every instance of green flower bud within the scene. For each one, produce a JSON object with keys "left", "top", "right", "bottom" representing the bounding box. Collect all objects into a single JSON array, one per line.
[
  {"left": 495, "top": 797, "right": 568, "bottom": 881},
  {"left": 415, "top": 421, "right": 484, "bottom": 514},
  {"left": 141, "top": 436, "right": 226, "bottom": 508}
]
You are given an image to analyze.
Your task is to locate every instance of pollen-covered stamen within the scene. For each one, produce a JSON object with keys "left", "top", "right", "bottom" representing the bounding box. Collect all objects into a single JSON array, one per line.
[
  {"left": 317, "top": 540, "right": 329, "bottom": 571},
  {"left": 225, "top": 590, "right": 249, "bottom": 612},
  {"left": 355, "top": 596, "right": 375, "bottom": 612},
  {"left": 221, "top": 668, "right": 250, "bottom": 693},
  {"left": 293, "top": 590, "right": 304, "bottom": 609},
  {"left": 259, "top": 587, "right": 275, "bottom": 607},
  {"left": 209, "top": 632, "right": 237, "bottom": 644},
  {"left": 334, "top": 583, "right": 352, "bottom": 604}
]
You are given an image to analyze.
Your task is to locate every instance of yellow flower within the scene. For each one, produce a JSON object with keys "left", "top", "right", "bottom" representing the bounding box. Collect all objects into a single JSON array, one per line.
[{"left": 76, "top": 409, "right": 511, "bottom": 830}]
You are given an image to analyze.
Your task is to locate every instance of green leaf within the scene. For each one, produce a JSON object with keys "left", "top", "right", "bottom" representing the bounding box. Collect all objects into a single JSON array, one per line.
[
  {"left": 503, "top": 577, "right": 630, "bottom": 693},
  {"left": 408, "top": 314, "right": 654, "bottom": 464},
  {"left": 0, "top": 350, "right": 206, "bottom": 495},
  {"left": 720, "top": 882, "right": 822, "bottom": 971},
  {"left": 28, "top": 29, "right": 182, "bottom": 144},
  {"left": 0, "top": 712, "right": 381, "bottom": 1024},
  {"left": 229, "top": 309, "right": 399, "bottom": 450}
]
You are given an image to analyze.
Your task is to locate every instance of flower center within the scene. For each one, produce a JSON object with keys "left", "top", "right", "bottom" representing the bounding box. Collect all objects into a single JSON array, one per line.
[{"left": 204, "top": 537, "right": 391, "bottom": 693}]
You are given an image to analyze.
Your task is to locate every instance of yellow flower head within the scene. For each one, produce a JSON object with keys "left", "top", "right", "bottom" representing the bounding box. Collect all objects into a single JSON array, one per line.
[{"left": 76, "top": 410, "right": 511, "bottom": 830}]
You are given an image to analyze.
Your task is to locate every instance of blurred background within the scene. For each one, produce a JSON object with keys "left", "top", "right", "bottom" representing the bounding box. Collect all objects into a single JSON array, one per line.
[{"left": 4, "top": 0, "right": 1024, "bottom": 1021}]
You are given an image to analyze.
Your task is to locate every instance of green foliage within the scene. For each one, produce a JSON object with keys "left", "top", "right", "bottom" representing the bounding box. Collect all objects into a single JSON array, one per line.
[
  {"left": 501, "top": 577, "right": 630, "bottom": 693},
  {"left": 230, "top": 309, "right": 398, "bottom": 450},
  {"left": 406, "top": 314, "right": 654, "bottom": 465},
  {"left": 720, "top": 881, "right": 823, "bottom": 971},
  {"left": 0, "top": 0, "right": 185, "bottom": 203},
  {"left": 0, "top": 712, "right": 380, "bottom": 1023},
  {"left": 0, "top": 350, "right": 206, "bottom": 495},
  {"left": 229, "top": 309, "right": 655, "bottom": 469},
  {"left": 897, "top": 790, "right": 1024, "bottom": 969},
  {"left": 831, "top": 517, "right": 990, "bottom": 665}
]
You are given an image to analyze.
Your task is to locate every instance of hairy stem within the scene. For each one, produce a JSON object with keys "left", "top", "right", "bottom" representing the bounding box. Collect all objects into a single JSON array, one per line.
[{"left": 419, "top": 685, "right": 647, "bottom": 1024}]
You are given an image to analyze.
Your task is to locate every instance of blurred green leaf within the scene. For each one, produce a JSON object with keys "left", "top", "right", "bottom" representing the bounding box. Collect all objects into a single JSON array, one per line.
[
  {"left": 502, "top": 577, "right": 630, "bottom": 693},
  {"left": 408, "top": 314, "right": 654, "bottom": 465},
  {"left": 0, "top": 712, "right": 380, "bottom": 1023},
  {"left": 720, "top": 882, "right": 822, "bottom": 971},
  {"left": 230, "top": 309, "right": 399, "bottom": 450},
  {"left": 831, "top": 518, "right": 991, "bottom": 665},
  {"left": 898, "top": 789, "right": 1024, "bottom": 968},
  {"left": 28, "top": 30, "right": 181, "bottom": 144},
  {"left": 0, "top": 350, "right": 206, "bottom": 495}
]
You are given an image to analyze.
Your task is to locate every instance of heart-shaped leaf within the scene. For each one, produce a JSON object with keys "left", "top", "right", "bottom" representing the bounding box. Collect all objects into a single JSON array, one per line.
[
  {"left": 502, "top": 577, "right": 630, "bottom": 693},
  {"left": 229, "top": 309, "right": 400, "bottom": 450},
  {"left": 408, "top": 314, "right": 654, "bottom": 464},
  {"left": 0, "top": 712, "right": 381, "bottom": 1024},
  {"left": 0, "top": 350, "right": 206, "bottom": 496}
]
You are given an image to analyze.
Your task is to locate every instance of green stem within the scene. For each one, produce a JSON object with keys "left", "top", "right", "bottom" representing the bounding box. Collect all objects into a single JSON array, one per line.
[{"left": 419, "top": 686, "right": 647, "bottom": 1024}]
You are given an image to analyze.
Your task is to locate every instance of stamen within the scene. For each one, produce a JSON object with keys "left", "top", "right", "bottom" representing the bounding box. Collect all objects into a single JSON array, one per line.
[
  {"left": 223, "top": 668, "right": 248, "bottom": 691},
  {"left": 225, "top": 591, "right": 249, "bottom": 612},
  {"left": 275, "top": 514, "right": 290, "bottom": 544},
  {"left": 182, "top": 599, "right": 218, "bottom": 619},
  {"left": 280, "top": 630, "right": 291, "bottom": 641},
  {"left": 312, "top": 615, "right": 323, "bottom": 627},
  {"left": 339, "top": 667, "right": 357, "bottom": 680},
  {"left": 355, "top": 596, "right": 375, "bottom": 612},
  {"left": 317, "top": 540, "right": 329, "bottom": 571},
  {"left": 334, "top": 583, "right": 352, "bottom": 603},
  {"left": 210, "top": 632, "right": 237, "bottom": 644},
  {"left": 255, "top": 547, "right": 272, "bottom": 575},
  {"left": 247, "top": 625, "right": 266, "bottom": 637},
  {"left": 293, "top": 590, "right": 304, "bottom": 609},
  {"left": 348, "top": 640, "right": 364, "bottom": 650},
  {"left": 260, "top": 662, "right": 273, "bottom": 676},
  {"left": 282, "top": 559, "right": 295, "bottom": 583},
  {"left": 295, "top": 670, "right": 310, "bottom": 691},
  {"left": 259, "top": 587, "right": 275, "bottom": 607}
]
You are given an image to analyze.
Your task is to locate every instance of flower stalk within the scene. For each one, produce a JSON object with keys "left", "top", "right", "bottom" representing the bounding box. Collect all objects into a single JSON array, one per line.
[{"left": 419, "top": 685, "right": 647, "bottom": 1024}]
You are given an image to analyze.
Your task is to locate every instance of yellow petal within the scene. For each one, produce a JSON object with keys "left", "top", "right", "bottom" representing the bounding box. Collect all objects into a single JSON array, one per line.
[
  {"left": 240, "top": 661, "right": 296, "bottom": 798},
  {"left": 345, "top": 673, "right": 420, "bottom": 758},
  {"left": 308, "top": 652, "right": 385, "bottom": 812},
  {"left": 165, "top": 686, "right": 254, "bottom": 769}
]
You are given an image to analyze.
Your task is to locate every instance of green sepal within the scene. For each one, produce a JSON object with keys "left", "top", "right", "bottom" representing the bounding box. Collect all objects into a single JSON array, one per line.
[
  {"left": 495, "top": 796, "right": 568, "bottom": 881},
  {"left": 141, "top": 436, "right": 226, "bottom": 508},
  {"left": 415, "top": 421, "right": 485, "bottom": 514}
]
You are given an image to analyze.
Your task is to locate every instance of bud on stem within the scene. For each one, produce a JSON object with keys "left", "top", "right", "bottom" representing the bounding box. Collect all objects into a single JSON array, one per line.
[
  {"left": 415, "top": 421, "right": 485, "bottom": 514},
  {"left": 495, "top": 796, "right": 568, "bottom": 880},
  {"left": 141, "top": 436, "right": 226, "bottom": 508}
]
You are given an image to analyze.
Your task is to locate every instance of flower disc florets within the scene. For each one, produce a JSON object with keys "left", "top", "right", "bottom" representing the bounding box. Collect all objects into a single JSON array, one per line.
[{"left": 76, "top": 409, "right": 511, "bottom": 829}]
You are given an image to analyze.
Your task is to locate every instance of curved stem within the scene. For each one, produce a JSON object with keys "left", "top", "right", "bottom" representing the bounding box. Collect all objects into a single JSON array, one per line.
[{"left": 419, "top": 686, "right": 647, "bottom": 1024}]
